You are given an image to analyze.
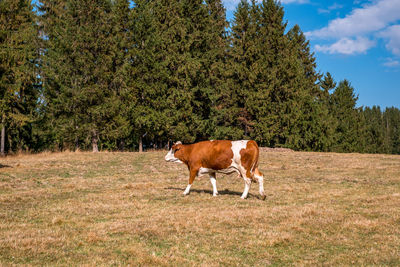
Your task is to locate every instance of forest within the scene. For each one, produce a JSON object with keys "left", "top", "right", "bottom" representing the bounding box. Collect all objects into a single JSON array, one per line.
[{"left": 1, "top": 0, "right": 399, "bottom": 154}]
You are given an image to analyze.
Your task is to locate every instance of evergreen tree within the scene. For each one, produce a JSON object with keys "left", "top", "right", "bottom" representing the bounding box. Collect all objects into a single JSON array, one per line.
[
  {"left": 244, "top": 0, "right": 309, "bottom": 149},
  {"left": 320, "top": 72, "right": 336, "bottom": 96},
  {"left": 107, "top": 0, "right": 132, "bottom": 150},
  {"left": 39, "top": 0, "right": 123, "bottom": 152},
  {"left": 141, "top": 0, "right": 196, "bottom": 144},
  {"left": 128, "top": 0, "right": 170, "bottom": 151},
  {"left": 330, "top": 80, "right": 362, "bottom": 152},
  {"left": 0, "top": 0, "right": 39, "bottom": 154},
  {"left": 383, "top": 107, "right": 400, "bottom": 154},
  {"left": 362, "top": 106, "right": 385, "bottom": 153},
  {"left": 311, "top": 72, "right": 337, "bottom": 151},
  {"left": 287, "top": 24, "right": 321, "bottom": 94},
  {"left": 286, "top": 24, "right": 332, "bottom": 151},
  {"left": 228, "top": 0, "right": 258, "bottom": 140},
  {"left": 202, "top": 0, "right": 232, "bottom": 140},
  {"left": 140, "top": 0, "right": 230, "bottom": 145},
  {"left": 244, "top": 0, "right": 288, "bottom": 147}
]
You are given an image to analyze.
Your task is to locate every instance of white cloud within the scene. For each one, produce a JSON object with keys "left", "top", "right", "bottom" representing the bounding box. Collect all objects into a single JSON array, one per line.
[
  {"left": 378, "top": 25, "right": 400, "bottom": 55},
  {"left": 382, "top": 57, "right": 400, "bottom": 67},
  {"left": 307, "top": 0, "right": 400, "bottom": 55},
  {"left": 315, "top": 37, "right": 375, "bottom": 55},
  {"left": 318, "top": 3, "right": 344, "bottom": 14},
  {"left": 307, "top": 0, "right": 400, "bottom": 39}
]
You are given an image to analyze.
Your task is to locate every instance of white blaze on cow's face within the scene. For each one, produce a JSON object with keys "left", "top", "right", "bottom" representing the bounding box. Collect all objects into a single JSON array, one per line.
[
  {"left": 165, "top": 142, "right": 183, "bottom": 163},
  {"left": 165, "top": 149, "right": 180, "bottom": 162}
]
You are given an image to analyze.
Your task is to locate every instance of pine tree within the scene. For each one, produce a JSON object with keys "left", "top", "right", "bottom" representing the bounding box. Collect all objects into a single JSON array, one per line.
[
  {"left": 317, "top": 72, "right": 338, "bottom": 151},
  {"left": 139, "top": 0, "right": 230, "bottom": 144},
  {"left": 40, "top": 0, "right": 124, "bottom": 152},
  {"left": 286, "top": 24, "right": 330, "bottom": 151},
  {"left": 201, "top": 0, "right": 232, "bottom": 140},
  {"left": 128, "top": 0, "right": 170, "bottom": 151},
  {"left": 361, "top": 106, "right": 384, "bottom": 153},
  {"left": 330, "top": 80, "right": 361, "bottom": 152},
  {"left": 228, "top": 0, "right": 257, "bottom": 140},
  {"left": 107, "top": 0, "right": 132, "bottom": 150},
  {"left": 0, "top": 0, "right": 39, "bottom": 154},
  {"left": 320, "top": 72, "right": 336, "bottom": 96},
  {"left": 287, "top": 25, "right": 320, "bottom": 92},
  {"left": 245, "top": 0, "right": 306, "bottom": 148},
  {"left": 383, "top": 107, "right": 400, "bottom": 154}
]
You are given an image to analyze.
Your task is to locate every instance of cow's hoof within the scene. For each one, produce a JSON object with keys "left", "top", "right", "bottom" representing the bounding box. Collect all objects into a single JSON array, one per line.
[
  {"left": 213, "top": 193, "right": 218, "bottom": 197},
  {"left": 260, "top": 195, "right": 266, "bottom": 201},
  {"left": 240, "top": 196, "right": 247, "bottom": 200}
]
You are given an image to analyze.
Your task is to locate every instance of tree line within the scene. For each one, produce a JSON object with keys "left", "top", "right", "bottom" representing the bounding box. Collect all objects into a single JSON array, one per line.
[{"left": 1, "top": 0, "right": 399, "bottom": 155}]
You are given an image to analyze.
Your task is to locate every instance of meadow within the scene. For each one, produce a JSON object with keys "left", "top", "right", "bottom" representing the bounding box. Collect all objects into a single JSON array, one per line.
[{"left": 1, "top": 150, "right": 400, "bottom": 266}]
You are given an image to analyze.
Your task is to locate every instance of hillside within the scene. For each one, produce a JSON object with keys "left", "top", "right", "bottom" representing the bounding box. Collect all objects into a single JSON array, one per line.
[{"left": 1, "top": 151, "right": 400, "bottom": 265}]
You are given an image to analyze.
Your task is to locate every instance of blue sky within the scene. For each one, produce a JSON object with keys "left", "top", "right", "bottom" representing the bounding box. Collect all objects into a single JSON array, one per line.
[{"left": 223, "top": 0, "right": 400, "bottom": 108}]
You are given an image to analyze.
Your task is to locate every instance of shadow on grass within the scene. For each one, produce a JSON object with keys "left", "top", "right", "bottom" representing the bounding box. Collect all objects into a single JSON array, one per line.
[
  {"left": 165, "top": 186, "right": 252, "bottom": 197},
  {"left": 0, "top": 164, "right": 12, "bottom": 168}
]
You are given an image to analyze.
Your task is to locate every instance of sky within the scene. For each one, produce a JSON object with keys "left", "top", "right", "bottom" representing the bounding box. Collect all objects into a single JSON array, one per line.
[{"left": 223, "top": 0, "right": 400, "bottom": 109}]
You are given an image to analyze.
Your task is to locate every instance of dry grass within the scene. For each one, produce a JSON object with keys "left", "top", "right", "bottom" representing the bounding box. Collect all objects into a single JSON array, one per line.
[{"left": 1, "top": 150, "right": 400, "bottom": 266}]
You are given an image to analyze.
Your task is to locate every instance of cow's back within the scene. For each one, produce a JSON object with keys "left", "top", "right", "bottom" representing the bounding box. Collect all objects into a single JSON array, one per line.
[
  {"left": 188, "top": 140, "right": 258, "bottom": 172},
  {"left": 190, "top": 140, "right": 234, "bottom": 170}
]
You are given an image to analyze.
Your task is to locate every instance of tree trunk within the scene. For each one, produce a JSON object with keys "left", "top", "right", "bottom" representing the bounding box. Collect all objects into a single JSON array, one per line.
[
  {"left": 75, "top": 125, "right": 79, "bottom": 151},
  {"left": 119, "top": 139, "right": 125, "bottom": 151},
  {"left": 75, "top": 136, "right": 79, "bottom": 152},
  {"left": 92, "top": 130, "right": 99, "bottom": 153},
  {"left": 1, "top": 123, "right": 5, "bottom": 157},
  {"left": 139, "top": 136, "right": 143, "bottom": 152}
]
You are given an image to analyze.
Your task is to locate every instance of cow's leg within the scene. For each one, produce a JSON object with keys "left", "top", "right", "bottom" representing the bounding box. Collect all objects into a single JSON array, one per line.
[
  {"left": 209, "top": 172, "right": 218, "bottom": 196},
  {"left": 241, "top": 177, "right": 252, "bottom": 199},
  {"left": 183, "top": 168, "right": 197, "bottom": 196},
  {"left": 254, "top": 167, "right": 266, "bottom": 200},
  {"left": 240, "top": 170, "right": 252, "bottom": 199}
]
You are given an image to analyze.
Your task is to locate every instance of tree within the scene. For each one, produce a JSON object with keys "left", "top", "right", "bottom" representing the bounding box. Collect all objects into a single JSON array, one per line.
[
  {"left": 320, "top": 72, "right": 336, "bottom": 96},
  {"left": 39, "top": 0, "right": 125, "bottom": 152},
  {"left": 383, "top": 107, "right": 400, "bottom": 154},
  {"left": 0, "top": 0, "right": 39, "bottom": 155},
  {"left": 361, "top": 106, "right": 383, "bottom": 153},
  {"left": 285, "top": 24, "right": 333, "bottom": 151},
  {"left": 106, "top": 0, "right": 132, "bottom": 151},
  {"left": 127, "top": 0, "right": 170, "bottom": 152},
  {"left": 228, "top": 0, "right": 257, "bottom": 140},
  {"left": 315, "top": 72, "right": 338, "bottom": 151},
  {"left": 330, "top": 80, "right": 362, "bottom": 152},
  {"left": 134, "top": 0, "right": 231, "bottom": 146},
  {"left": 242, "top": 0, "right": 309, "bottom": 149}
]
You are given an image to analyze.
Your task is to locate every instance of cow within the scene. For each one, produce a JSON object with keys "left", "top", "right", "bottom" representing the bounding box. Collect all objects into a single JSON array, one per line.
[{"left": 165, "top": 140, "right": 266, "bottom": 200}]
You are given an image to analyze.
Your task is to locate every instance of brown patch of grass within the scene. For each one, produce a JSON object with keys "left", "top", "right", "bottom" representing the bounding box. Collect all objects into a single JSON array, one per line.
[{"left": 0, "top": 151, "right": 400, "bottom": 265}]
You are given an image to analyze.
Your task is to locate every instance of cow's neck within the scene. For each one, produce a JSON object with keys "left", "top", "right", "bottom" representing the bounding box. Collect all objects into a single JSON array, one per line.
[{"left": 176, "top": 145, "right": 190, "bottom": 165}]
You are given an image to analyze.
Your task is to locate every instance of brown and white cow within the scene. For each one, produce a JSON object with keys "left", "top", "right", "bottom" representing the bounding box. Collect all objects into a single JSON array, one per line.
[{"left": 165, "top": 140, "right": 265, "bottom": 200}]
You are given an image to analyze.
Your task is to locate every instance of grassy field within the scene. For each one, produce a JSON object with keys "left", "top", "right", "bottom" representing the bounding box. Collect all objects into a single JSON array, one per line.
[{"left": 1, "top": 150, "right": 400, "bottom": 266}]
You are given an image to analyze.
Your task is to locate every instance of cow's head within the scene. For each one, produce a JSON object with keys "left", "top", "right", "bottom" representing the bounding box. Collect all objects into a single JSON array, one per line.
[{"left": 165, "top": 141, "right": 184, "bottom": 163}]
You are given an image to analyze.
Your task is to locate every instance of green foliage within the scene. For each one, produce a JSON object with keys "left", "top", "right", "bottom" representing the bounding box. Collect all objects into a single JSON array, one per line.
[
  {"left": 0, "top": 0, "right": 398, "bottom": 154},
  {"left": 39, "top": 0, "right": 129, "bottom": 151},
  {"left": 329, "top": 80, "right": 363, "bottom": 152},
  {"left": 382, "top": 107, "right": 400, "bottom": 154},
  {"left": 0, "top": 0, "right": 39, "bottom": 153}
]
